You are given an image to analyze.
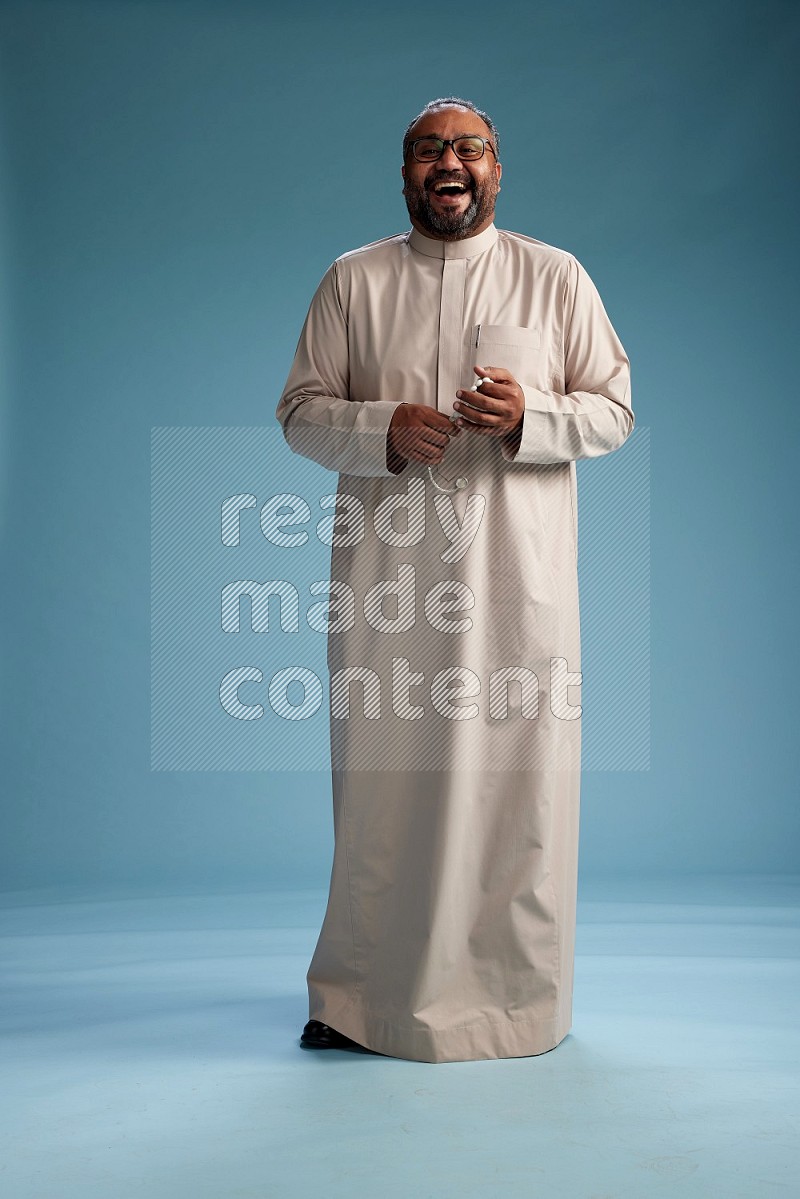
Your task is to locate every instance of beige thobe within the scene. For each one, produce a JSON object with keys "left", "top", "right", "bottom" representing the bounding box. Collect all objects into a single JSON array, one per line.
[{"left": 276, "top": 221, "right": 633, "bottom": 1063}]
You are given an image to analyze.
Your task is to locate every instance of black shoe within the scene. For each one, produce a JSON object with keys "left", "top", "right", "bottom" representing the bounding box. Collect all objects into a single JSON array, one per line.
[{"left": 300, "top": 1019, "right": 367, "bottom": 1051}]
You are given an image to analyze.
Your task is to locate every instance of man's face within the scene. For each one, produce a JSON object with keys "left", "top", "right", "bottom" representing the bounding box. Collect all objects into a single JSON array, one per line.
[{"left": 401, "top": 106, "right": 502, "bottom": 240}]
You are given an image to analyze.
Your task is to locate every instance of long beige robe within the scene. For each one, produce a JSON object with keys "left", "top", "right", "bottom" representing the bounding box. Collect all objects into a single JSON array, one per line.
[{"left": 276, "top": 221, "right": 633, "bottom": 1063}]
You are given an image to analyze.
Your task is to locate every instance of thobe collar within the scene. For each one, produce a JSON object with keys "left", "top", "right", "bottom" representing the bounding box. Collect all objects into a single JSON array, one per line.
[{"left": 408, "top": 222, "right": 498, "bottom": 260}]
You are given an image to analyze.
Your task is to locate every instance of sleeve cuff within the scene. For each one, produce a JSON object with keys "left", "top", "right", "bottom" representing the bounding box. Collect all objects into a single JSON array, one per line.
[
  {"left": 355, "top": 398, "right": 404, "bottom": 477},
  {"left": 500, "top": 388, "right": 552, "bottom": 464}
]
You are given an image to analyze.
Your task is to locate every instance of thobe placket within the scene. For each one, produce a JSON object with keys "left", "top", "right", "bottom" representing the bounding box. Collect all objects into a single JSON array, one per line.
[{"left": 436, "top": 256, "right": 466, "bottom": 418}]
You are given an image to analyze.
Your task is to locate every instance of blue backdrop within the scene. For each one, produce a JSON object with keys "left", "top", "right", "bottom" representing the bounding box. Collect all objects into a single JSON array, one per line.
[{"left": 1, "top": 0, "right": 797, "bottom": 890}]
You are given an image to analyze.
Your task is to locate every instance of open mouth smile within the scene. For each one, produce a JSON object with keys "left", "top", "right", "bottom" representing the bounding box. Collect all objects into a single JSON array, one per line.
[{"left": 429, "top": 179, "right": 472, "bottom": 206}]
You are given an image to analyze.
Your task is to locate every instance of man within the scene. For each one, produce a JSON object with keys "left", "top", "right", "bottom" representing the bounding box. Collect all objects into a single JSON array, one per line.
[{"left": 276, "top": 97, "right": 633, "bottom": 1063}]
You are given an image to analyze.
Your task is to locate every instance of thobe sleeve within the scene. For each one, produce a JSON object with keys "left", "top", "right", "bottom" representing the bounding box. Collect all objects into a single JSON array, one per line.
[
  {"left": 276, "top": 262, "right": 399, "bottom": 477},
  {"left": 501, "top": 255, "right": 634, "bottom": 464}
]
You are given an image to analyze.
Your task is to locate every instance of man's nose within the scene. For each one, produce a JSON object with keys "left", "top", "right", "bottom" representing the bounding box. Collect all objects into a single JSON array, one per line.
[{"left": 439, "top": 143, "right": 463, "bottom": 170}]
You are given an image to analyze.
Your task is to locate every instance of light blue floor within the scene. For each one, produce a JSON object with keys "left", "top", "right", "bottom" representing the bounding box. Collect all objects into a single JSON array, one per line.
[{"left": 1, "top": 876, "right": 797, "bottom": 1198}]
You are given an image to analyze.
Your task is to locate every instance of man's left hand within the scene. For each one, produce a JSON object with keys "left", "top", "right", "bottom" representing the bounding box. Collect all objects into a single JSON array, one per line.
[{"left": 453, "top": 365, "right": 525, "bottom": 436}]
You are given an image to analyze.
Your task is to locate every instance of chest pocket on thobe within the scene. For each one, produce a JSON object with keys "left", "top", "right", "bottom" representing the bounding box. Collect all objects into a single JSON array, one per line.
[{"left": 470, "top": 324, "right": 546, "bottom": 389}]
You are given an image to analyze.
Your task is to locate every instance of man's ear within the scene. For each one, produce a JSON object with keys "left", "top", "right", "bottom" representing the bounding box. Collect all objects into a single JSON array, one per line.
[{"left": 401, "top": 165, "right": 405, "bottom": 180}]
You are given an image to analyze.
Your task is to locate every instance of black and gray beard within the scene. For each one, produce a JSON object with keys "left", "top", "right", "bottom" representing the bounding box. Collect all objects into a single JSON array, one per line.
[{"left": 402, "top": 172, "right": 497, "bottom": 240}]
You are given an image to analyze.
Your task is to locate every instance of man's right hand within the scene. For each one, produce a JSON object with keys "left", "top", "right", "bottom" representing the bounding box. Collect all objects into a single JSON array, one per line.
[{"left": 386, "top": 404, "right": 460, "bottom": 471}]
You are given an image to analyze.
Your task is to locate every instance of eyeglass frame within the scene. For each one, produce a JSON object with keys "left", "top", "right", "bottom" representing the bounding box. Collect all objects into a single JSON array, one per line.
[{"left": 406, "top": 135, "right": 497, "bottom": 163}]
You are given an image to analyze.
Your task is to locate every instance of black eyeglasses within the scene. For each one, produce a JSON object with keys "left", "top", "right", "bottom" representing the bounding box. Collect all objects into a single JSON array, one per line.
[{"left": 408, "top": 136, "right": 496, "bottom": 163}]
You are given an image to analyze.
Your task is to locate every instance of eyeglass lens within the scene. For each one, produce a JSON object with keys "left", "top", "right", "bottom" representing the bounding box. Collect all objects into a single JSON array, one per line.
[{"left": 414, "top": 137, "right": 486, "bottom": 161}]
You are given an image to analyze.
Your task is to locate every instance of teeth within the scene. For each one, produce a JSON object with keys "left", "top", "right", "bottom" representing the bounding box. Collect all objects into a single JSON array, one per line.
[{"left": 433, "top": 181, "right": 468, "bottom": 193}]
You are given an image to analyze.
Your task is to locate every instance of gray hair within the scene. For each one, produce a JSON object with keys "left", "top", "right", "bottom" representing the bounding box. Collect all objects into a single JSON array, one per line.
[{"left": 402, "top": 96, "right": 500, "bottom": 160}]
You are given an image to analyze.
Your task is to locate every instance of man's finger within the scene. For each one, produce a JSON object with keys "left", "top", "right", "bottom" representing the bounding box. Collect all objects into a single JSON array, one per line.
[
  {"left": 419, "top": 429, "right": 451, "bottom": 449},
  {"left": 420, "top": 411, "right": 458, "bottom": 433},
  {"left": 474, "top": 364, "right": 515, "bottom": 382},
  {"left": 469, "top": 382, "right": 513, "bottom": 406},
  {"left": 456, "top": 410, "right": 504, "bottom": 427},
  {"left": 455, "top": 389, "right": 507, "bottom": 414},
  {"left": 414, "top": 441, "right": 445, "bottom": 461}
]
